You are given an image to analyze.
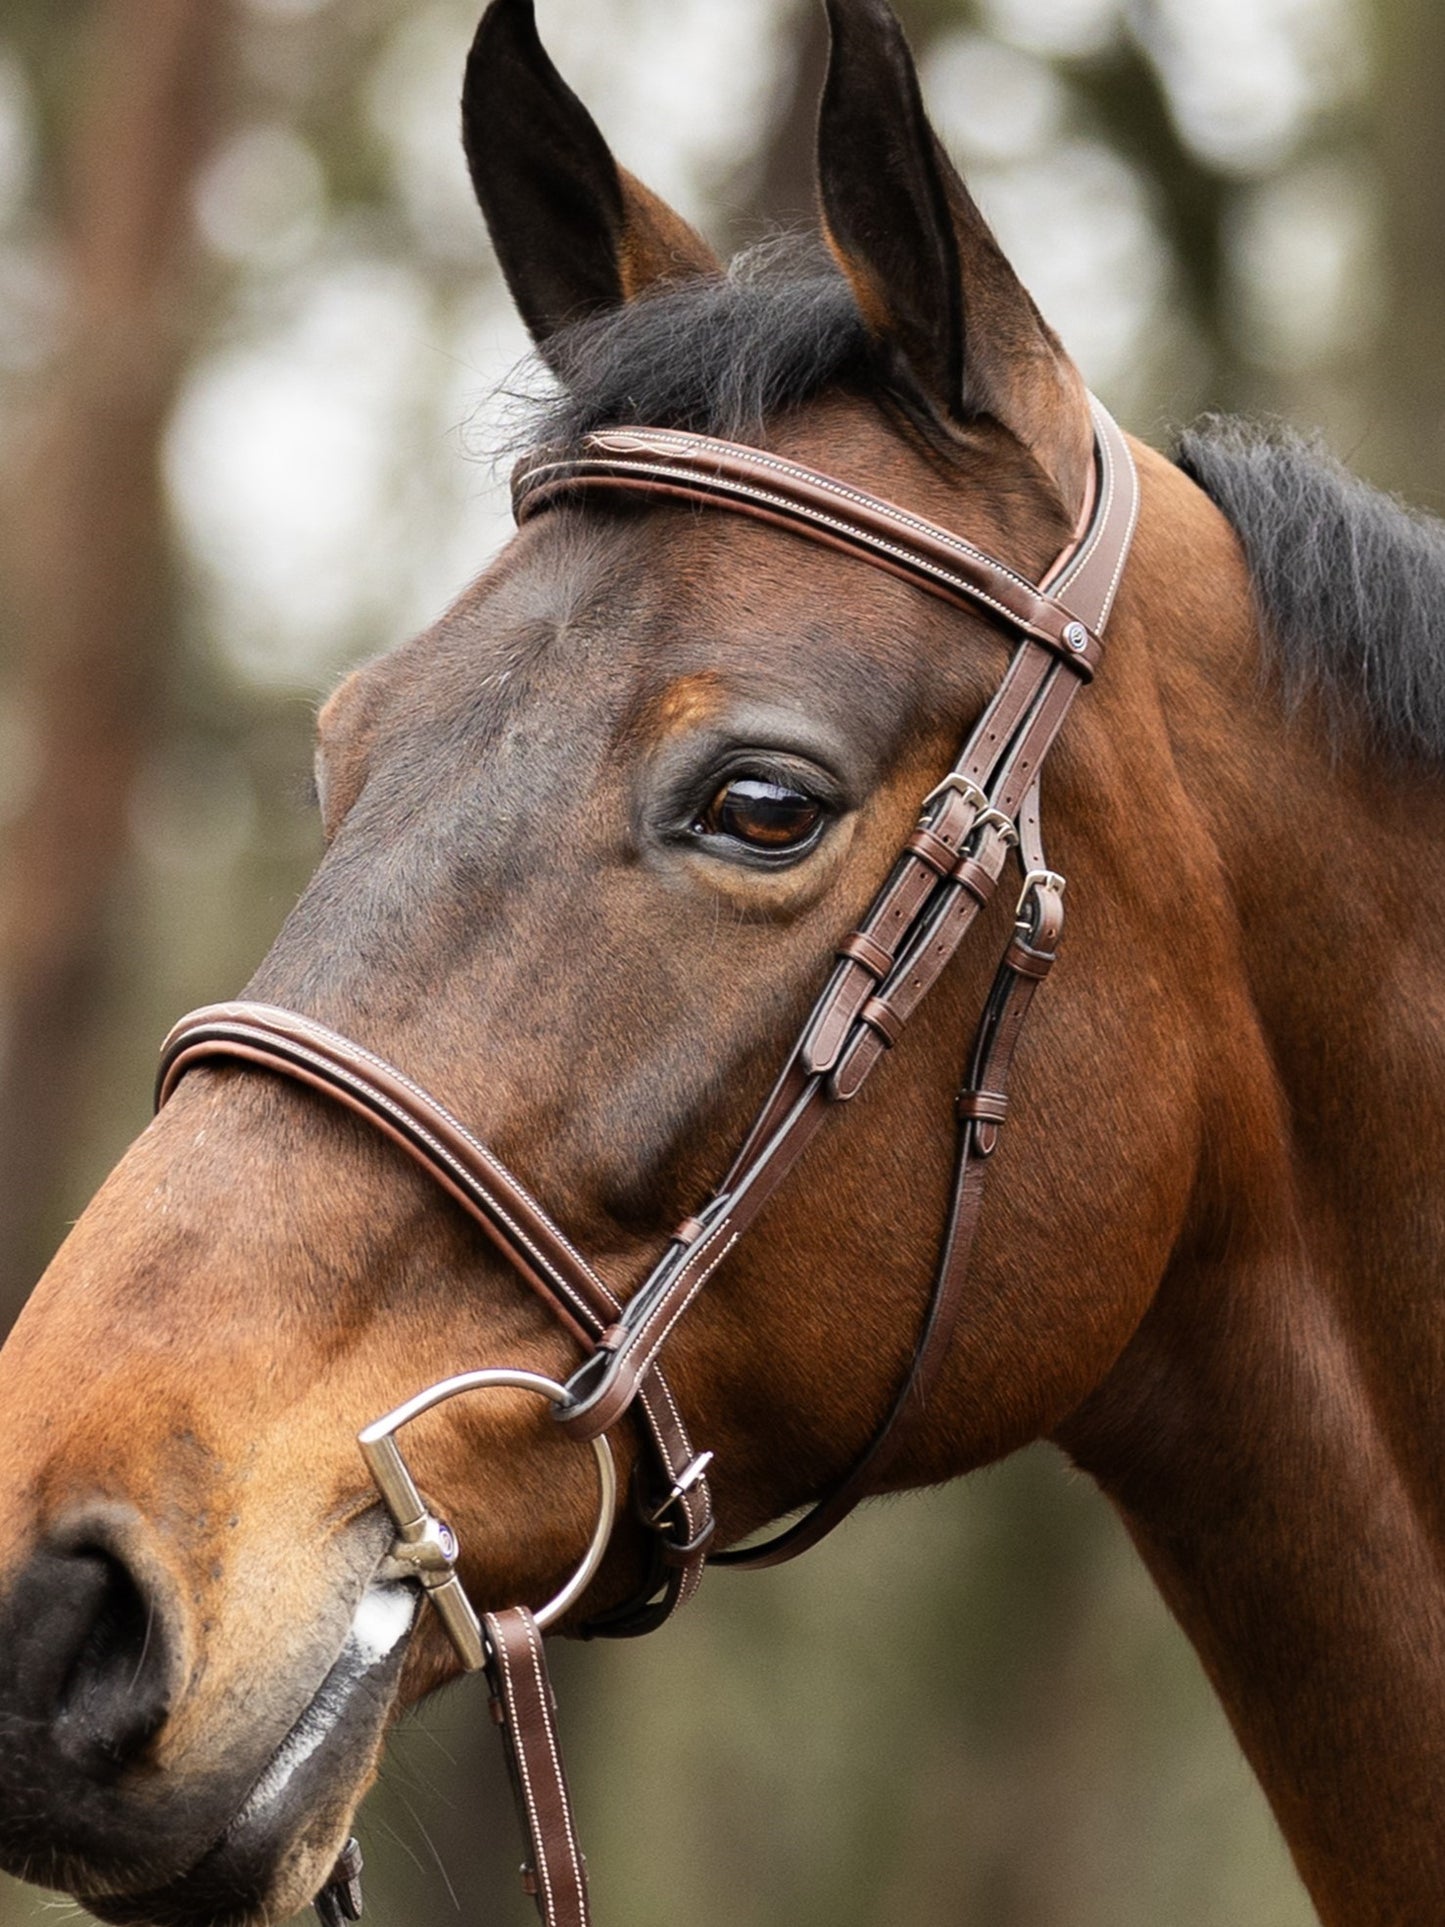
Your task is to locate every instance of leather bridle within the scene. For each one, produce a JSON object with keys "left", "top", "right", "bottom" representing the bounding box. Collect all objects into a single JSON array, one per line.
[{"left": 154, "top": 397, "right": 1140, "bottom": 1927}]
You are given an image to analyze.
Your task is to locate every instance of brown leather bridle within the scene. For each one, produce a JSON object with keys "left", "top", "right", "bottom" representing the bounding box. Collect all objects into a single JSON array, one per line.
[{"left": 154, "top": 397, "right": 1140, "bottom": 1927}]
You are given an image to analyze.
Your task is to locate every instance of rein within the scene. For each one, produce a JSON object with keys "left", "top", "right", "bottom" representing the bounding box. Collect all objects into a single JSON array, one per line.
[{"left": 155, "top": 398, "right": 1139, "bottom": 1927}]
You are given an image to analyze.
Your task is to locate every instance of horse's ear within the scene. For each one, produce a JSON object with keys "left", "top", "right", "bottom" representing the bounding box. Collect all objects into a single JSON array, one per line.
[
  {"left": 818, "top": 0, "right": 1093, "bottom": 518},
  {"left": 463, "top": 0, "right": 722, "bottom": 360}
]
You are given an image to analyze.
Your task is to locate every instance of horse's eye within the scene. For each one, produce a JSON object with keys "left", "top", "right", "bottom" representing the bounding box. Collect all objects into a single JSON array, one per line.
[{"left": 696, "top": 776, "right": 825, "bottom": 855}]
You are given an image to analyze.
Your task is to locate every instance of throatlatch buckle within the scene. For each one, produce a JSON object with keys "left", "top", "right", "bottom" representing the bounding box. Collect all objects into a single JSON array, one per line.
[
  {"left": 1015, "top": 869, "right": 1066, "bottom": 920},
  {"left": 359, "top": 1367, "right": 618, "bottom": 1671}
]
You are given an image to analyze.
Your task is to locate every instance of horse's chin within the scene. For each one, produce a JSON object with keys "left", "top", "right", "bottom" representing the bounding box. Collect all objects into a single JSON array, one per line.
[{"left": 78, "top": 1583, "right": 417, "bottom": 1927}]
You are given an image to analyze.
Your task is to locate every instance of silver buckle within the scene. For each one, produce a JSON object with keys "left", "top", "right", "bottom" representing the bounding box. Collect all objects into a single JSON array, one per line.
[
  {"left": 1016, "top": 869, "right": 1066, "bottom": 919},
  {"left": 643, "top": 1450, "right": 715, "bottom": 1529},
  {"left": 921, "top": 773, "right": 988, "bottom": 815},
  {"left": 969, "top": 808, "right": 1020, "bottom": 849},
  {"left": 359, "top": 1367, "right": 618, "bottom": 1672}
]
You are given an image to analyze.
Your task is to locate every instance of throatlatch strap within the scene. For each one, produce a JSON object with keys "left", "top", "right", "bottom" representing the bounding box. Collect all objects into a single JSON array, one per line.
[{"left": 482, "top": 1608, "right": 590, "bottom": 1927}]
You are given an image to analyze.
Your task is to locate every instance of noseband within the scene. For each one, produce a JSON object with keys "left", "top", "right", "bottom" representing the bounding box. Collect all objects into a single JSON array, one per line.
[{"left": 155, "top": 399, "right": 1139, "bottom": 1927}]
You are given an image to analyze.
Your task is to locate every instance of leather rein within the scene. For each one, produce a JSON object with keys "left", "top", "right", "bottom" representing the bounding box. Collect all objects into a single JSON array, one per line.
[{"left": 154, "top": 398, "right": 1140, "bottom": 1927}]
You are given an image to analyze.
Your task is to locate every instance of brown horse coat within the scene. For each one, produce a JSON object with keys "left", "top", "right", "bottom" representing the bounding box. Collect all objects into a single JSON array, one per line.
[{"left": 1, "top": 3, "right": 1442, "bottom": 1924}]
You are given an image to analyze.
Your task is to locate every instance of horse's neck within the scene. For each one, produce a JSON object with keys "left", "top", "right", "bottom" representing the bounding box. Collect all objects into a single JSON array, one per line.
[
  {"left": 1065, "top": 456, "right": 1445, "bottom": 1925},
  {"left": 1067, "top": 1234, "right": 1445, "bottom": 1925}
]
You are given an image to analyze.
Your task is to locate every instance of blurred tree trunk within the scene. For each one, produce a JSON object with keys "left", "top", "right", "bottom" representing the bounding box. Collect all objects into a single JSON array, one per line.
[
  {"left": 0, "top": 0, "right": 225, "bottom": 1327},
  {"left": 1368, "top": 0, "right": 1445, "bottom": 508}
]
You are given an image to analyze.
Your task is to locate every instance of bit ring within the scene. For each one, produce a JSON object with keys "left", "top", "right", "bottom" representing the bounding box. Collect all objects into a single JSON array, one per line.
[{"left": 359, "top": 1368, "right": 618, "bottom": 1669}]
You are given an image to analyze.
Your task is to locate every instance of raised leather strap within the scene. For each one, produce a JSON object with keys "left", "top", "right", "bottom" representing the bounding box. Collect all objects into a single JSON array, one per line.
[
  {"left": 154, "top": 1005, "right": 714, "bottom": 1628},
  {"left": 482, "top": 1608, "right": 590, "bottom": 1927},
  {"left": 515, "top": 429, "right": 1104, "bottom": 674}
]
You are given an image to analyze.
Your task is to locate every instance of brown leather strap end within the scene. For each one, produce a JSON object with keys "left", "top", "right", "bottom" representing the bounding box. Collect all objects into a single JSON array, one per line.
[
  {"left": 801, "top": 966, "right": 872, "bottom": 1075},
  {"left": 482, "top": 1608, "right": 590, "bottom": 1927},
  {"left": 829, "top": 1025, "right": 886, "bottom": 1102}
]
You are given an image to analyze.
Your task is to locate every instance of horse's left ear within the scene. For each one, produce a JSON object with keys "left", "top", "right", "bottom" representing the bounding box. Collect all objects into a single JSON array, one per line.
[
  {"left": 463, "top": 0, "right": 722, "bottom": 363},
  {"left": 818, "top": 0, "right": 1093, "bottom": 519}
]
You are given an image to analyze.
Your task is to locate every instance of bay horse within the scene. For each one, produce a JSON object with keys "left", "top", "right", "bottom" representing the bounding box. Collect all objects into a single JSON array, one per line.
[{"left": 1, "top": 0, "right": 1442, "bottom": 1922}]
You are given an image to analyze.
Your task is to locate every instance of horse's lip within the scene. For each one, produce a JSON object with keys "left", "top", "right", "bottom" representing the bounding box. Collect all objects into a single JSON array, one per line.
[
  {"left": 227, "top": 1582, "right": 416, "bottom": 1832},
  {"left": 78, "top": 1581, "right": 418, "bottom": 1927}
]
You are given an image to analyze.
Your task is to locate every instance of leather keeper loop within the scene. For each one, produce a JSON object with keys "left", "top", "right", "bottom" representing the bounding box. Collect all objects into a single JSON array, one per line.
[
  {"left": 659, "top": 1516, "right": 717, "bottom": 1565},
  {"left": 905, "top": 826, "right": 955, "bottom": 876},
  {"left": 837, "top": 931, "right": 893, "bottom": 980},
  {"left": 957, "top": 1089, "right": 1010, "bottom": 1125},
  {"left": 951, "top": 855, "right": 996, "bottom": 905},
  {"left": 1005, "top": 937, "right": 1056, "bottom": 981},
  {"left": 860, "top": 996, "right": 905, "bottom": 1048}
]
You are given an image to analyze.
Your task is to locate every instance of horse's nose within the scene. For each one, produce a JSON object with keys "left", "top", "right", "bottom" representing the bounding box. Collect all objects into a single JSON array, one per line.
[{"left": 0, "top": 1507, "right": 182, "bottom": 1773}]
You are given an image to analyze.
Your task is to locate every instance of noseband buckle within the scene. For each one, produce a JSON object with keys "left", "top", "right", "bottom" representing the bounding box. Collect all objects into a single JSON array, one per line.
[
  {"left": 641, "top": 1450, "right": 716, "bottom": 1530},
  {"left": 359, "top": 1368, "right": 618, "bottom": 1672}
]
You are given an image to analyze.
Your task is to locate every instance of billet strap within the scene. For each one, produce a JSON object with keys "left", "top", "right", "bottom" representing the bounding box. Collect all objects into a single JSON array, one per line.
[
  {"left": 154, "top": 1005, "right": 714, "bottom": 1628},
  {"left": 482, "top": 1608, "right": 590, "bottom": 1927}
]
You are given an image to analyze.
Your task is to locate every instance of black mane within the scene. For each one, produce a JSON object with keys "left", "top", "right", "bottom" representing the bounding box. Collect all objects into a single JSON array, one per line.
[
  {"left": 510, "top": 241, "right": 882, "bottom": 449},
  {"left": 1178, "top": 418, "right": 1445, "bottom": 762}
]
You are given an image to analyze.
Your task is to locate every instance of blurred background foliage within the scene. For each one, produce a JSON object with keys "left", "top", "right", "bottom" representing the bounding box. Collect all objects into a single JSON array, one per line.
[{"left": 0, "top": 0, "right": 1440, "bottom": 1921}]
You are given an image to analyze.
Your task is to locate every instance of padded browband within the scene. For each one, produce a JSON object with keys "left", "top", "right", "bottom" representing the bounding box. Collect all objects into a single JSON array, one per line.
[{"left": 513, "top": 426, "right": 1105, "bottom": 675}]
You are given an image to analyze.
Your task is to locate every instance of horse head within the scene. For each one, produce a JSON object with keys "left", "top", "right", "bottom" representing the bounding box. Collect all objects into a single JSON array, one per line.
[{"left": 0, "top": 2, "right": 1268, "bottom": 1922}]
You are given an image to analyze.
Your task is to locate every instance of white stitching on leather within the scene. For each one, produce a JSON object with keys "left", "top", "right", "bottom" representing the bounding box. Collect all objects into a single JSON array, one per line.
[
  {"left": 484, "top": 1615, "right": 559, "bottom": 1924},
  {"left": 523, "top": 457, "right": 1036, "bottom": 632},
  {"left": 518, "top": 1612, "right": 586, "bottom": 1917},
  {"left": 581, "top": 429, "right": 1045, "bottom": 596},
  {"left": 280, "top": 1010, "right": 609, "bottom": 1295},
  {"left": 637, "top": 1381, "right": 712, "bottom": 1539},
  {"left": 169, "top": 1023, "right": 607, "bottom": 1334},
  {"left": 631, "top": 1233, "right": 741, "bottom": 1380}
]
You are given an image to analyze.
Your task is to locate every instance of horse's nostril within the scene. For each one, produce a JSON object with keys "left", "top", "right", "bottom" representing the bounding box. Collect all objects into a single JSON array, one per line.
[
  {"left": 55, "top": 1547, "right": 172, "bottom": 1768},
  {"left": 0, "top": 1519, "right": 181, "bottom": 1780}
]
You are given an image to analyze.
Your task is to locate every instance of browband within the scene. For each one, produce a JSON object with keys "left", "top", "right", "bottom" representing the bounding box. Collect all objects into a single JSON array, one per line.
[{"left": 513, "top": 416, "right": 1117, "bottom": 675}]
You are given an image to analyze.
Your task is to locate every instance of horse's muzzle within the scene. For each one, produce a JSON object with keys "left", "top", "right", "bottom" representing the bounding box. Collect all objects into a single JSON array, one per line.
[{"left": 0, "top": 1500, "right": 414, "bottom": 1927}]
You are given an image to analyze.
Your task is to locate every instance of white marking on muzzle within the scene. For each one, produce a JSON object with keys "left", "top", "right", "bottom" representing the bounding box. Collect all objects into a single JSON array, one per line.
[{"left": 235, "top": 1584, "right": 416, "bottom": 1823}]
